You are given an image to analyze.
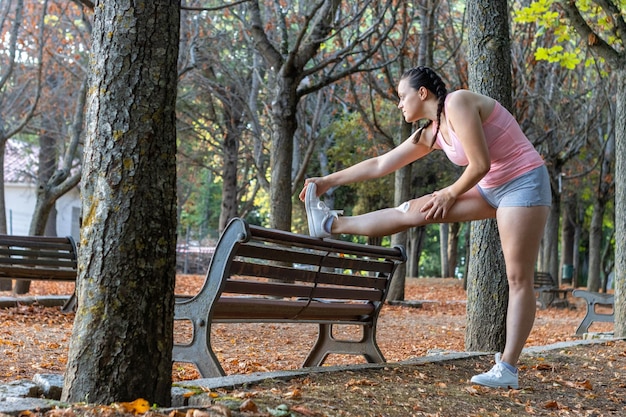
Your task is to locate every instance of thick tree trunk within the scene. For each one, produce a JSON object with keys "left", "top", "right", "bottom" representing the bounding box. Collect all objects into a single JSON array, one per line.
[
  {"left": 465, "top": 221, "right": 508, "bottom": 349},
  {"left": 465, "top": 0, "right": 511, "bottom": 353},
  {"left": 62, "top": 0, "right": 179, "bottom": 406}
]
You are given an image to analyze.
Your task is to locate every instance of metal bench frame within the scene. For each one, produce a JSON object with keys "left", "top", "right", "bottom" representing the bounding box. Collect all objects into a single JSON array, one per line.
[
  {"left": 173, "top": 218, "right": 406, "bottom": 378},
  {"left": 572, "top": 289, "right": 614, "bottom": 335}
]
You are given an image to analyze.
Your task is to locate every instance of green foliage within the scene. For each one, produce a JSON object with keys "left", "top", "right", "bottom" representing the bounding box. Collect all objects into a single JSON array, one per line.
[
  {"left": 513, "top": 0, "right": 582, "bottom": 69},
  {"left": 512, "top": 0, "right": 622, "bottom": 71},
  {"left": 322, "top": 105, "right": 397, "bottom": 216}
]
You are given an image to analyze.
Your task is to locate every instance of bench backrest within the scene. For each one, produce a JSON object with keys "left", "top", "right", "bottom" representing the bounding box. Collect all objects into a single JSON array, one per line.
[
  {"left": 183, "top": 218, "right": 406, "bottom": 322},
  {"left": 534, "top": 271, "right": 555, "bottom": 288},
  {"left": 0, "top": 235, "right": 78, "bottom": 281}
]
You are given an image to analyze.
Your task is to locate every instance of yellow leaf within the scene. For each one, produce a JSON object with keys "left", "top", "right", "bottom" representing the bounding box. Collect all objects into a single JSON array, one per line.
[{"left": 119, "top": 398, "right": 151, "bottom": 414}]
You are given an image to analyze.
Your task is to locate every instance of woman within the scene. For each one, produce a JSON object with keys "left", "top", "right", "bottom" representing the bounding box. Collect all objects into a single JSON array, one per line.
[{"left": 299, "top": 66, "right": 551, "bottom": 389}]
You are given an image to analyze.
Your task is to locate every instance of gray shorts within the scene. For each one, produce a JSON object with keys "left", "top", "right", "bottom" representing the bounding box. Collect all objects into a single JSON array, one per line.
[{"left": 477, "top": 165, "right": 552, "bottom": 208}]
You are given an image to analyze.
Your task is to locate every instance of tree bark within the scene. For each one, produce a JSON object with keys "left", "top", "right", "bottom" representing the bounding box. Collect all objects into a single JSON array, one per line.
[
  {"left": 614, "top": 68, "right": 626, "bottom": 337},
  {"left": 62, "top": 0, "right": 179, "bottom": 406},
  {"left": 389, "top": 121, "right": 414, "bottom": 301},
  {"left": 464, "top": 0, "right": 511, "bottom": 352}
]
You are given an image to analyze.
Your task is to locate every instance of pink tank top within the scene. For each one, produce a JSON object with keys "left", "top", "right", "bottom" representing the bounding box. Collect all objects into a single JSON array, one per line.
[{"left": 435, "top": 97, "right": 544, "bottom": 188}]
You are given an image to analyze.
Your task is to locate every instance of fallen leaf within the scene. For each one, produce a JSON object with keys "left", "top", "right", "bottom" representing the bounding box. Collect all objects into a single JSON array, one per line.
[
  {"left": 239, "top": 399, "right": 258, "bottom": 412},
  {"left": 118, "top": 398, "right": 151, "bottom": 414},
  {"left": 291, "top": 405, "right": 324, "bottom": 416}
]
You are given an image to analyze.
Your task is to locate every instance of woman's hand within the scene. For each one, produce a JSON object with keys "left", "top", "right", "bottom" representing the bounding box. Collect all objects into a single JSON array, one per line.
[
  {"left": 420, "top": 187, "right": 457, "bottom": 220},
  {"left": 299, "top": 178, "right": 331, "bottom": 202}
]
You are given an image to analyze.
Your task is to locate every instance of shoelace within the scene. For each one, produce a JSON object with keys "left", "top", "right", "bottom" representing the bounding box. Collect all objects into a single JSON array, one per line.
[
  {"left": 316, "top": 200, "right": 343, "bottom": 216},
  {"left": 488, "top": 364, "right": 504, "bottom": 378}
]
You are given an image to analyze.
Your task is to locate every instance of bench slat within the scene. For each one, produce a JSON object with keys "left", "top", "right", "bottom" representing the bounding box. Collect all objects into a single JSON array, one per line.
[
  {"left": 213, "top": 297, "right": 374, "bottom": 322},
  {"left": 224, "top": 280, "right": 383, "bottom": 302},
  {"left": 0, "top": 255, "right": 76, "bottom": 268},
  {"left": 248, "top": 224, "right": 405, "bottom": 261},
  {"left": 0, "top": 267, "right": 76, "bottom": 280},
  {"left": 230, "top": 261, "right": 389, "bottom": 290},
  {"left": 236, "top": 242, "right": 397, "bottom": 275},
  {"left": 0, "top": 236, "right": 75, "bottom": 249}
]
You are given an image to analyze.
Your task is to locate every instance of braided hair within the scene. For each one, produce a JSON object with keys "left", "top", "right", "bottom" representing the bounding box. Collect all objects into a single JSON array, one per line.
[{"left": 401, "top": 66, "right": 448, "bottom": 145}]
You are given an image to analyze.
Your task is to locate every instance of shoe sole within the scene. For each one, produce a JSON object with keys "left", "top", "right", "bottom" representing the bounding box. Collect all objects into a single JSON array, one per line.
[
  {"left": 304, "top": 183, "right": 318, "bottom": 237},
  {"left": 470, "top": 377, "right": 518, "bottom": 389}
]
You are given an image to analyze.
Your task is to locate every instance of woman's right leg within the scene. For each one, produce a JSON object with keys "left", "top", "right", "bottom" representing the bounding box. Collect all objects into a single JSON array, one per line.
[{"left": 331, "top": 187, "right": 496, "bottom": 237}]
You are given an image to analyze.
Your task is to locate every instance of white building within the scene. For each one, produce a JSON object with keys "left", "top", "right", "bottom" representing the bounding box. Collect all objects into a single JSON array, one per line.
[{"left": 4, "top": 140, "right": 81, "bottom": 239}]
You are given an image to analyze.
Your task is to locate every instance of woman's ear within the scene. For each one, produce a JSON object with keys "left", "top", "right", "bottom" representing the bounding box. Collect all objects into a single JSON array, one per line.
[{"left": 418, "top": 86, "right": 429, "bottom": 100}]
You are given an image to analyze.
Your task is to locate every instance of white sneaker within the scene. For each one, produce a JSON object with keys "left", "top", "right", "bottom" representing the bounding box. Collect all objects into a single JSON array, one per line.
[
  {"left": 304, "top": 183, "right": 342, "bottom": 238},
  {"left": 470, "top": 353, "right": 519, "bottom": 389}
]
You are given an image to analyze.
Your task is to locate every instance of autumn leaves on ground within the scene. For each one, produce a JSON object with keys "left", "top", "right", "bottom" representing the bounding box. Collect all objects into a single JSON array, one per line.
[
  {"left": 0, "top": 277, "right": 609, "bottom": 382},
  {"left": 1, "top": 277, "right": 623, "bottom": 417}
]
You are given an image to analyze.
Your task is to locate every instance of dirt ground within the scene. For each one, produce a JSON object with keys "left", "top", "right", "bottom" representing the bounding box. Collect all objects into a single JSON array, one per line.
[{"left": 1, "top": 277, "right": 623, "bottom": 416}]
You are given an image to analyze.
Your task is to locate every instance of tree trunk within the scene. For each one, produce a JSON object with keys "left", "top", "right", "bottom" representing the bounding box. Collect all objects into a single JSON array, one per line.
[
  {"left": 587, "top": 201, "right": 604, "bottom": 292},
  {"left": 465, "top": 0, "right": 511, "bottom": 352},
  {"left": 614, "top": 68, "right": 626, "bottom": 338},
  {"left": 465, "top": 221, "right": 508, "bottom": 349},
  {"left": 13, "top": 126, "right": 59, "bottom": 294},
  {"left": 269, "top": 78, "right": 298, "bottom": 231},
  {"left": 0, "top": 139, "right": 10, "bottom": 291},
  {"left": 218, "top": 84, "right": 244, "bottom": 233},
  {"left": 62, "top": 0, "right": 179, "bottom": 406},
  {"left": 448, "top": 222, "right": 461, "bottom": 278},
  {"left": 440, "top": 224, "right": 449, "bottom": 277},
  {"left": 542, "top": 188, "right": 561, "bottom": 279},
  {"left": 560, "top": 202, "right": 575, "bottom": 285},
  {"left": 389, "top": 121, "right": 414, "bottom": 301}
]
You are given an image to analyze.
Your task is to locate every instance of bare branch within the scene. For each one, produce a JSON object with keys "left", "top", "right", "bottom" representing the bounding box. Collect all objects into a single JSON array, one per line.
[
  {"left": 70, "top": 0, "right": 94, "bottom": 10},
  {"left": 0, "top": 0, "right": 23, "bottom": 91},
  {"left": 181, "top": 0, "right": 251, "bottom": 12}
]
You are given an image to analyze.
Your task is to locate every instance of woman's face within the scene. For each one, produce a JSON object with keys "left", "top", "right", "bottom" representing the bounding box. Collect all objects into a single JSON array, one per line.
[{"left": 397, "top": 78, "right": 422, "bottom": 123}]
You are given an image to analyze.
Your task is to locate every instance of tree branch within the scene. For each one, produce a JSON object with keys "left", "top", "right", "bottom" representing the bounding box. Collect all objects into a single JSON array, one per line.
[{"left": 558, "top": 0, "right": 622, "bottom": 66}]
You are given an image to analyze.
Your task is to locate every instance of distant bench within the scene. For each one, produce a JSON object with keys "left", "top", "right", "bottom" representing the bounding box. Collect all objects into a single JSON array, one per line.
[
  {"left": 572, "top": 289, "right": 614, "bottom": 335},
  {"left": 173, "top": 218, "right": 407, "bottom": 378},
  {"left": 534, "top": 271, "right": 571, "bottom": 309},
  {"left": 0, "top": 234, "right": 77, "bottom": 311}
]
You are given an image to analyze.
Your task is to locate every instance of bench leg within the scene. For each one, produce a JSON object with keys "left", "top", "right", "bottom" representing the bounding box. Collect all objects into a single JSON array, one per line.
[
  {"left": 172, "top": 341, "right": 225, "bottom": 378},
  {"left": 172, "top": 312, "right": 226, "bottom": 378},
  {"left": 303, "top": 323, "right": 385, "bottom": 368},
  {"left": 575, "top": 303, "right": 615, "bottom": 335},
  {"left": 572, "top": 290, "right": 615, "bottom": 335}
]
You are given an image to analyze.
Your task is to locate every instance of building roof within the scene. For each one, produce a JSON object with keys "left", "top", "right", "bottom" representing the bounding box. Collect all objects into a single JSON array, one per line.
[{"left": 4, "top": 140, "right": 38, "bottom": 183}]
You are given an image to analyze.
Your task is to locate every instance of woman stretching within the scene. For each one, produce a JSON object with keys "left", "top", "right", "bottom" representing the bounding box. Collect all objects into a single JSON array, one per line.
[{"left": 300, "top": 66, "right": 551, "bottom": 389}]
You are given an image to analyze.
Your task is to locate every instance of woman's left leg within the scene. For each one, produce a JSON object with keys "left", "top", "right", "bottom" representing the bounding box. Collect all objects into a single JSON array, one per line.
[{"left": 496, "top": 205, "right": 550, "bottom": 366}]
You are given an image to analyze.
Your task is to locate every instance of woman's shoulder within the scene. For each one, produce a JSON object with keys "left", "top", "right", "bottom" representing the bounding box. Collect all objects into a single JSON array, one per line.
[
  {"left": 446, "top": 90, "right": 496, "bottom": 119},
  {"left": 447, "top": 89, "right": 494, "bottom": 104}
]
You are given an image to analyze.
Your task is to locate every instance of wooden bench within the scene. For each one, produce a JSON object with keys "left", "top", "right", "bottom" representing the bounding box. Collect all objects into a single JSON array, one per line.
[
  {"left": 572, "top": 289, "right": 614, "bottom": 335},
  {"left": 534, "top": 271, "right": 571, "bottom": 309},
  {"left": 173, "top": 217, "right": 407, "bottom": 378},
  {"left": 0, "top": 234, "right": 77, "bottom": 312}
]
